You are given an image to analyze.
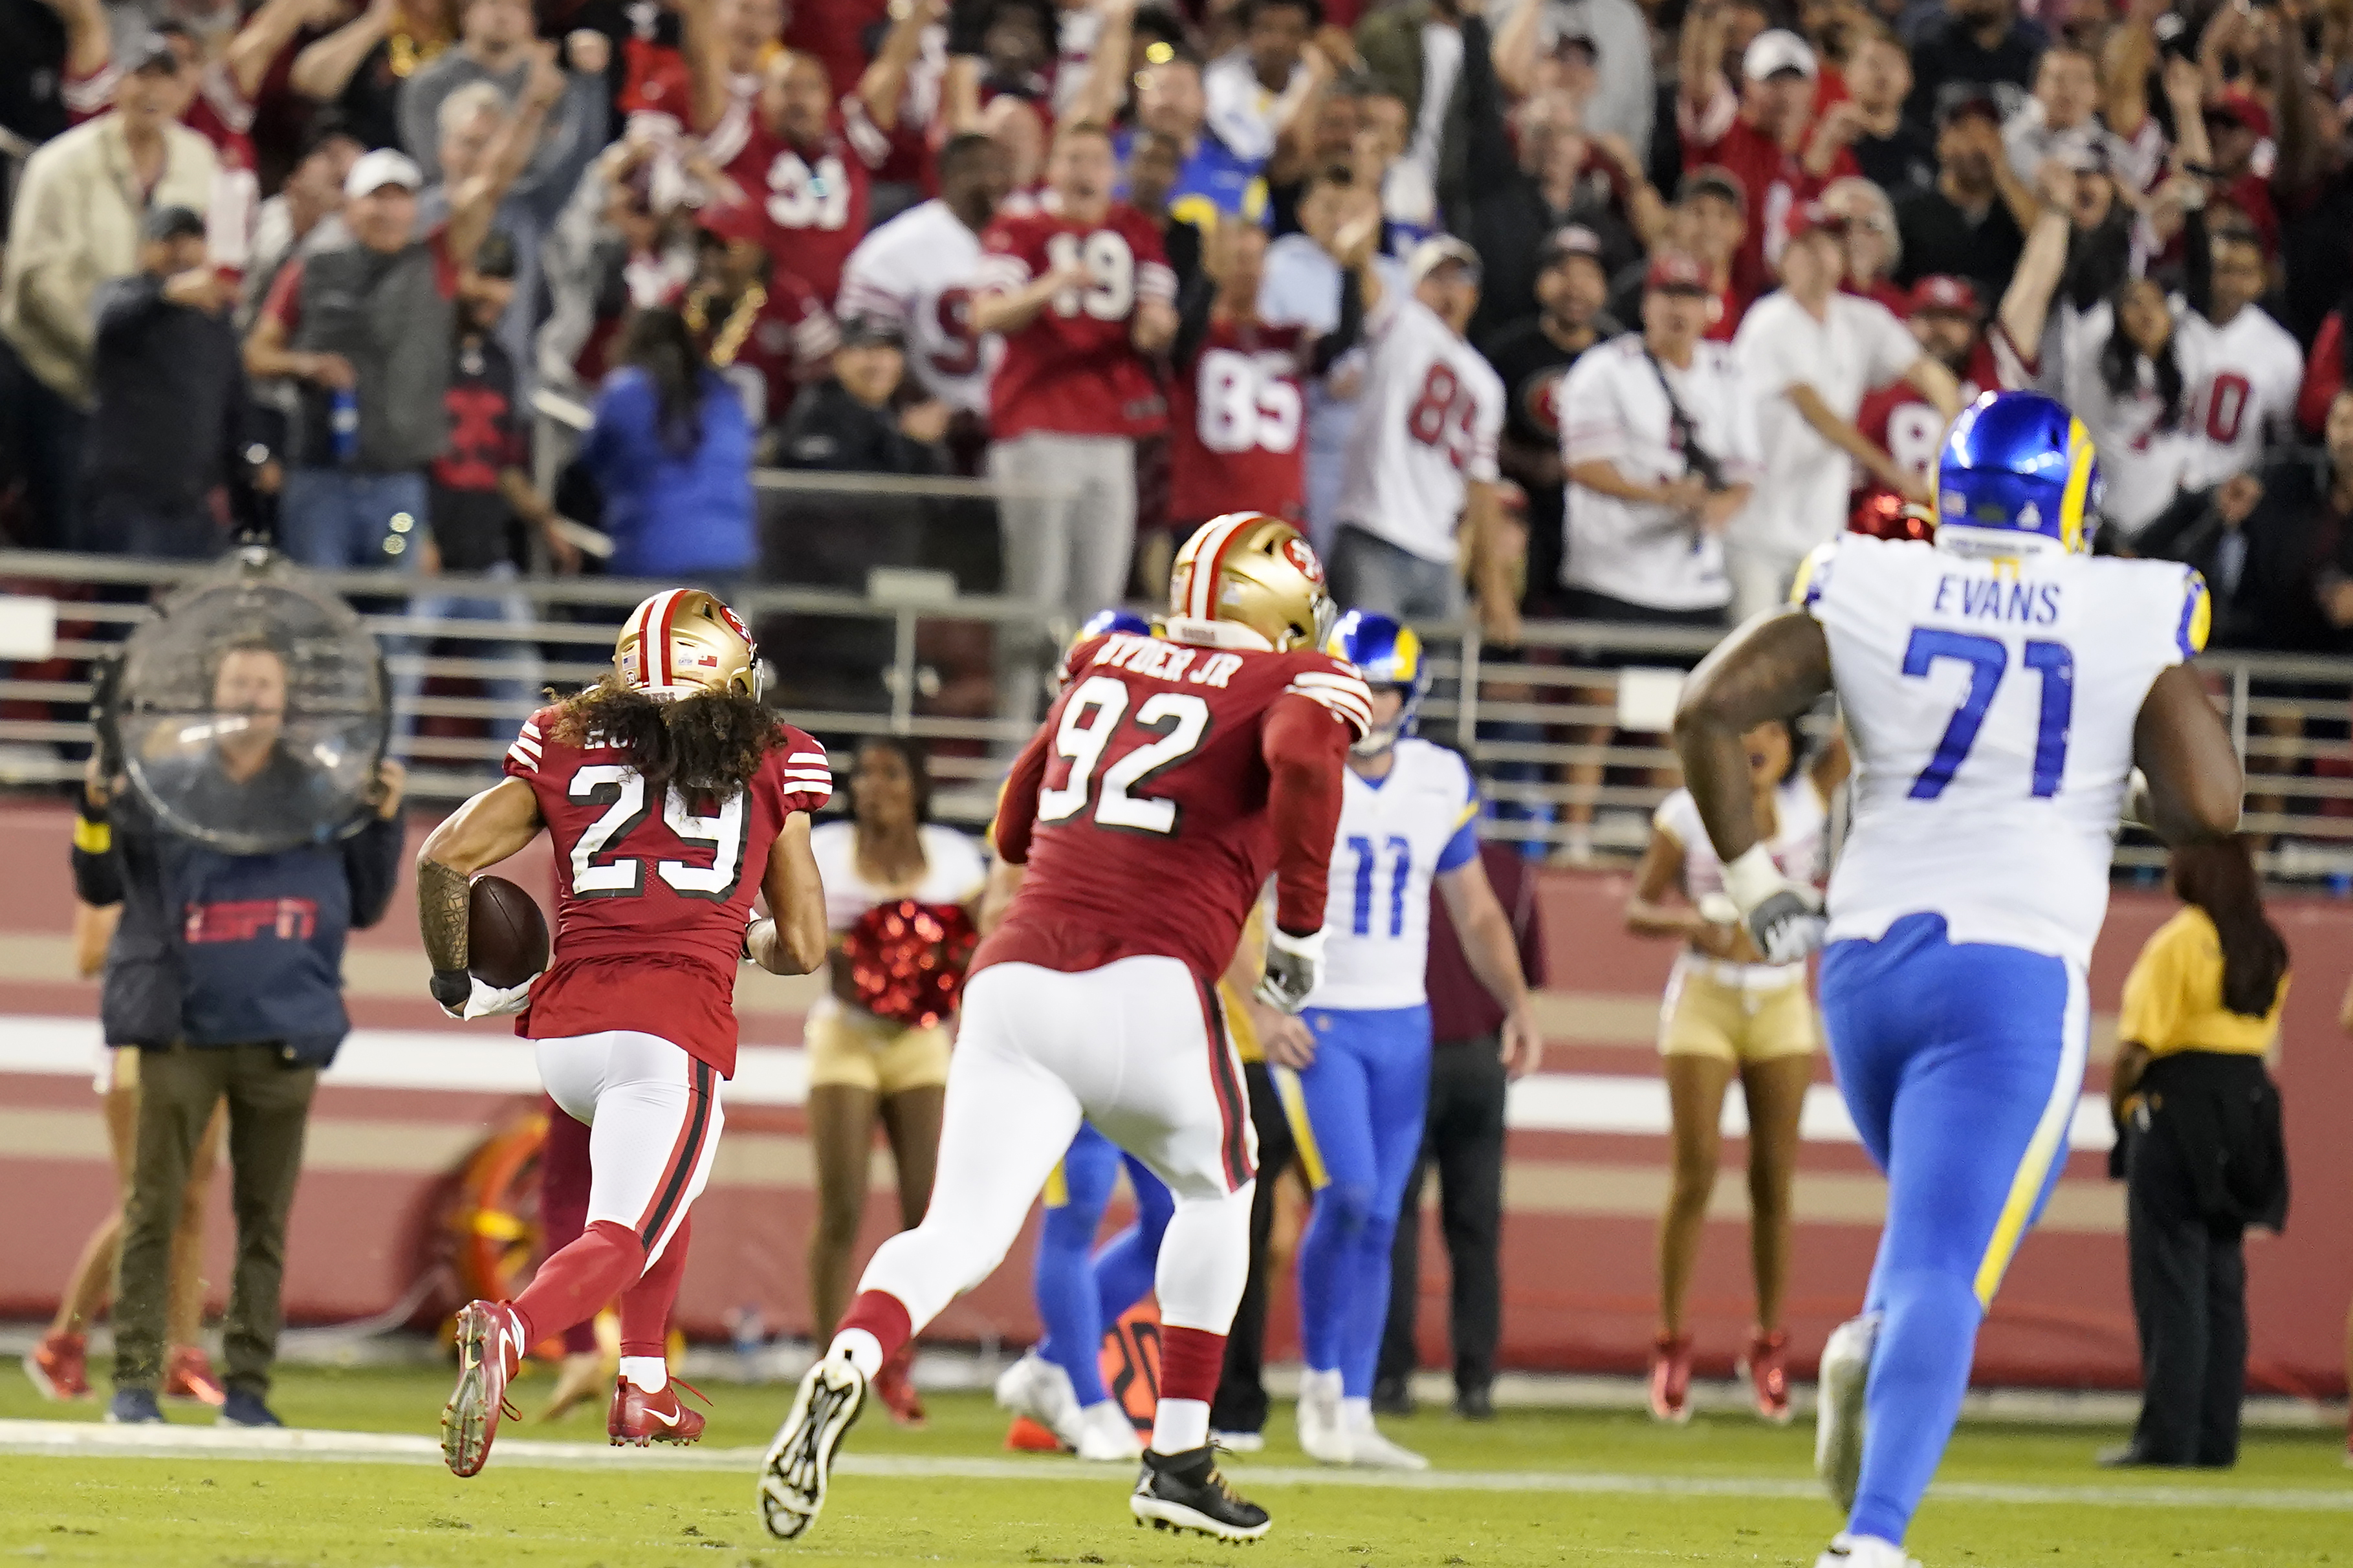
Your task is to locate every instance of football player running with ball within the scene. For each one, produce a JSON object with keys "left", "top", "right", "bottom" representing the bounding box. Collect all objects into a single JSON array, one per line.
[
  {"left": 419, "top": 591, "right": 833, "bottom": 1477},
  {"left": 758, "top": 516, "right": 1370, "bottom": 1545}
]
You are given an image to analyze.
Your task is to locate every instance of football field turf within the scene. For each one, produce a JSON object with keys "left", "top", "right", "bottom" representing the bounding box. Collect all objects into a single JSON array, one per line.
[{"left": 1, "top": 1366, "right": 2345, "bottom": 1566}]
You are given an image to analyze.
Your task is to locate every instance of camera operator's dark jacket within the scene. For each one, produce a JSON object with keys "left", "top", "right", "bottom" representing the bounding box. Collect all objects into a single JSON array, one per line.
[
  {"left": 70, "top": 758, "right": 404, "bottom": 1066},
  {"left": 2132, "top": 450, "right": 2353, "bottom": 654}
]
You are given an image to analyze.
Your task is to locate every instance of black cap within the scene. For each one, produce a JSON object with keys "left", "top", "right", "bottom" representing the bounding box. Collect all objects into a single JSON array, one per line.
[
  {"left": 1677, "top": 165, "right": 1747, "bottom": 213},
  {"left": 141, "top": 205, "right": 206, "bottom": 244},
  {"left": 837, "top": 316, "right": 906, "bottom": 350},
  {"left": 1935, "top": 82, "right": 2004, "bottom": 129},
  {"left": 473, "top": 229, "right": 518, "bottom": 280},
  {"left": 124, "top": 34, "right": 182, "bottom": 75}
]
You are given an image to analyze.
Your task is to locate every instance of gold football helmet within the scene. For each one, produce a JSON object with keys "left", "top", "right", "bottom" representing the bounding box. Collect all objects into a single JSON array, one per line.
[
  {"left": 1168, "top": 514, "right": 1335, "bottom": 651},
  {"left": 615, "top": 589, "right": 758, "bottom": 698}
]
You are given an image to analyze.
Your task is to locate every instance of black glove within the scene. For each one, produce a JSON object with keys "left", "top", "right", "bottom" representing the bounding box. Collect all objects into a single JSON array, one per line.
[
  {"left": 430, "top": 967, "right": 472, "bottom": 1010},
  {"left": 1746, "top": 890, "right": 1827, "bottom": 966}
]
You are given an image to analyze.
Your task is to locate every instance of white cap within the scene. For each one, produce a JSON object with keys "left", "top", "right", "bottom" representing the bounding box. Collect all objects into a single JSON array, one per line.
[
  {"left": 1406, "top": 234, "right": 1482, "bottom": 287},
  {"left": 344, "top": 148, "right": 424, "bottom": 200},
  {"left": 1742, "top": 29, "right": 1819, "bottom": 82}
]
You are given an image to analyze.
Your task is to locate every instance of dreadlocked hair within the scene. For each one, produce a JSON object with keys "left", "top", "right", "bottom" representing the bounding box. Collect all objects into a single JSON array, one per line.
[{"left": 549, "top": 675, "right": 780, "bottom": 800}]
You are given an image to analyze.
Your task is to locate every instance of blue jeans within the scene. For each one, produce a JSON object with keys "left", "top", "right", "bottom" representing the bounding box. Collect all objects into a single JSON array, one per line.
[
  {"left": 278, "top": 468, "right": 428, "bottom": 570},
  {"left": 391, "top": 560, "right": 540, "bottom": 752},
  {"left": 1819, "top": 913, "right": 2088, "bottom": 1545}
]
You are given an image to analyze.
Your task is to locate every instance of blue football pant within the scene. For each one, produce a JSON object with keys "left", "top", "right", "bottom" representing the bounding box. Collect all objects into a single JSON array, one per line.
[
  {"left": 1820, "top": 913, "right": 2088, "bottom": 1545},
  {"left": 1033, "top": 1121, "right": 1174, "bottom": 1407},
  {"left": 1286, "top": 1004, "right": 1433, "bottom": 1399}
]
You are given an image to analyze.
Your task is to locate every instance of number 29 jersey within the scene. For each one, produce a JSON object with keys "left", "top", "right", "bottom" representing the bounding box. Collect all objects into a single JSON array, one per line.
[
  {"left": 980, "top": 629, "right": 1370, "bottom": 988},
  {"left": 1307, "top": 736, "right": 1479, "bottom": 1011},
  {"left": 1800, "top": 535, "right": 2209, "bottom": 967},
  {"left": 503, "top": 708, "right": 834, "bottom": 1076}
]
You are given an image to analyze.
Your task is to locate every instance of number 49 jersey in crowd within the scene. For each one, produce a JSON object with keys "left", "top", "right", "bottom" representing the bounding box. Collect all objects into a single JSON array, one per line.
[
  {"left": 1798, "top": 534, "right": 2208, "bottom": 967},
  {"left": 980, "top": 629, "right": 1370, "bottom": 988},
  {"left": 501, "top": 710, "right": 833, "bottom": 1076},
  {"left": 975, "top": 202, "right": 1175, "bottom": 441},
  {"left": 1304, "top": 737, "right": 1478, "bottom": 1011}
]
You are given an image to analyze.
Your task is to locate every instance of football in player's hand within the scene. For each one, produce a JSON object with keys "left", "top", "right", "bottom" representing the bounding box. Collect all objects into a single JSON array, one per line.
[{"left": 468, "top": 875, "right": 550, "bottom": 988}]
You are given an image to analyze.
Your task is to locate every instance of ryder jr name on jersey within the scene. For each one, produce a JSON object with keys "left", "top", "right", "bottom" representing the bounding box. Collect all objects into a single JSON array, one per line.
[
  {"left": 981, "top": 629, "right": 1370, "bottom": 988},
  {"left": 502, "top": 710, "right": 833, "bottom": 1077},
  {"left": 1797, "top": 534, "right": 2209, "bottom": 967},
  {"left": 1307, "top": 737, "right": 1478, "bottom": 1011}
]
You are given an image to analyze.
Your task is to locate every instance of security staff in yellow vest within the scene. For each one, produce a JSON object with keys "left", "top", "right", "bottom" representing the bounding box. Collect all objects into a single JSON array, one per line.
[{"left": 2102, "top": 838, "right": 2290, "bottom": 1471}]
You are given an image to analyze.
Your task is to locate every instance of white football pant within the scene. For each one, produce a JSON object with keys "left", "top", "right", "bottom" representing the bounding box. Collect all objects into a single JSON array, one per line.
[
  {"left": 857, "top": 956, "right": 1258, "bottom": 1336},
  {"left": 535, "top": 1029, "right": 723, "bottom": 1267}
]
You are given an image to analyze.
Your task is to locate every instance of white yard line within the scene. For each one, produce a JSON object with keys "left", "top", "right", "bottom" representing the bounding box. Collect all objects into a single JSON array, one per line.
[{"left": 3, "top": 1421, "right": 2345, "bottom": 1512}]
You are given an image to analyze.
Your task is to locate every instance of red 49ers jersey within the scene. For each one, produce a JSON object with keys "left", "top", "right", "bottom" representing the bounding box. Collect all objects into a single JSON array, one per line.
[
  {"left": 1853, "top": 331, "right": 2028, "bottom": 514},
  {"left": 1167, "top": 317, "right": 1308, "bottom": 523},
  {"left": 980, "top": 631, "right": 1368, "bottom": 988},
  {"left": 975, "top": 204, "right": 1174, "bottom": 441},
  {"left": 705, "top": 96, "right": 886, "bottom": 303},
  {"left": 503, "top": 709, "right": 833, "bottom": 1077}
]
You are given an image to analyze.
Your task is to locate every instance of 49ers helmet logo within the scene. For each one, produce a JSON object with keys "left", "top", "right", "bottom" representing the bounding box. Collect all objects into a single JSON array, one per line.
[{"left": 1282, "top": 534, "right": 1325, "bottom": 585}]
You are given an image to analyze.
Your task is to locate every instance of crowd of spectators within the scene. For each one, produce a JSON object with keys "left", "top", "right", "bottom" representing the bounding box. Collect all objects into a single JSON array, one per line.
[{"left": 6, "top": 0, "right": 2353, "bottom": 703}]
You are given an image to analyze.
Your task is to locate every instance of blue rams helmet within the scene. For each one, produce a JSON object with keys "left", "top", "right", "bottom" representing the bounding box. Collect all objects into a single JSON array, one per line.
[
  {"left": 1326, "top": 610, "right": 1427, "bottom": 755},
  {"left": 1934, "top": 390, "right": 2102, "bottom": 554}
]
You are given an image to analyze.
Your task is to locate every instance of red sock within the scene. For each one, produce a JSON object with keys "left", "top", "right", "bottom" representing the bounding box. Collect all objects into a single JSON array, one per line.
[
  {"left": 510, "top": 1220, "right": 643, "bottom": 1348},
  {"left": 618, "top": 1215, "right": 690, "bottom": 1360},
  {"left": 836, "top": 1290, "right": 914, "bottom": 1364},
  {"left": 537, "top": 1104, "right": 600, "bottom": 1357},
  {"left": 1157, "top": 1326, "right": 1225, "bottom": 1406}
]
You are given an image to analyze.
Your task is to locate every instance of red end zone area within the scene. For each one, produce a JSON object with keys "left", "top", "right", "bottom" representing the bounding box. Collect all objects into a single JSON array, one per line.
[{"left": 1, "top": 800, "right": 2347, "bottom": 1397}]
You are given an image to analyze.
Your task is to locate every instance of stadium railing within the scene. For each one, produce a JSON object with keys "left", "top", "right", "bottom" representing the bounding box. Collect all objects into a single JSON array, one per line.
[{"left": 0, "top": 535, "right": 2346, "bottom": 884}]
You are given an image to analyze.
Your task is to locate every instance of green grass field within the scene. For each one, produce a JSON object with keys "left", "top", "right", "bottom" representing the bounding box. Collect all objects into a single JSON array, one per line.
[{"left": 1, "top": 1364, "right": 2346, "bottom": 1567}]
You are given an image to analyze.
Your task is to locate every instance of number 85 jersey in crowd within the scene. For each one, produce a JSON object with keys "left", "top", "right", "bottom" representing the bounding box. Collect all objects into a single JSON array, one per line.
[
  {"left": 1800, "top": 534, "right": 2209, "bottom": 968},
  {"left": 501, "top": 710, "right": 833, "bottom": 1076},
  {"left": 1305, "top": 736, "right": 1479, "bottom": 1010}
]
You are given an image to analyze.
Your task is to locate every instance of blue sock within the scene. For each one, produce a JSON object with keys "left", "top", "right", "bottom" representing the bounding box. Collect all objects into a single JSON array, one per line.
[{"left": 1033, "top": 1124, "right": 1121, "bottom": 1406}]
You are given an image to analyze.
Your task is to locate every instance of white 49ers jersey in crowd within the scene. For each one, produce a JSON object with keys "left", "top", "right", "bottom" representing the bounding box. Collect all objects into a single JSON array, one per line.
[
  {"left": 2044, "top": 303, "right": 2196, "bottom": 537},
  {"left": 1855, "top": 327, "right": 2033, "bottom": 503},
  {"left": 837, "top": 197, "right": 1002, "bottom": 414},
  {"left": 1797, "top": 534, "right": 2207, "bottom": 968},
  {"left": 1306, "top": 737, "right": 1480, "bottom": 1011},
  {"left": 1333, "top": 293, "right": 1504, "bottom": 565},
  {"left": 2176, "top": 303, "right": 2302, "bottom": 492}
]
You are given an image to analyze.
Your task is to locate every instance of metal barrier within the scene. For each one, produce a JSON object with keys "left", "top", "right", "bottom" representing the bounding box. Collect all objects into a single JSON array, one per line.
[{"left": 1, "top": 546, "right": 2347, "bottom": 882}]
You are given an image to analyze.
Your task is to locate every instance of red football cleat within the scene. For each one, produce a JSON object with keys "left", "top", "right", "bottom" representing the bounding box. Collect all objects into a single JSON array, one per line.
[
  {"left": 164, "top": 1346, "right": 227, "bottom": 1406},
  {"left": 607, "top": 1375, "right": 707, "bottom": 1446},
  {"left": 23, "top": 1331, "right": 89, "bottom": 1401},
  {"left": 1745, "top": 1327, "right": 1793, "bottom": 1424},
  {"left": 1648, "top": 1331, "right": 1694, "bottom": 1424},
  {"left": 441, "top": 1300, "right": 528, "bottom": 1477},
  {"left": 871, "top": 1343, "right": 925, "bottom": 1428}
]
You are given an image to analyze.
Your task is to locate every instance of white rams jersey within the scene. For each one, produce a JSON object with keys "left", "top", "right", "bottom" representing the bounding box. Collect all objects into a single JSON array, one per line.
[
  {"left": 1333, "top": 293, "right": 1505, "bottom": 566},
  {"left": 835, "top": 198, "right": 1002, "bottom": 413},
  {"left": 1799, "top": 534, "right": 2209, "bottom": 968},
  {"left": 1307, "top": 737, "right": 1481, "bottom": 1010}
]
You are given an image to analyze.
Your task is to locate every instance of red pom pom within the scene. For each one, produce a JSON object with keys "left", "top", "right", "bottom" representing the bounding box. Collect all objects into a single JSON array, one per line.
[{"left": 840, "top": 898, "right": 979, "bottom": 1029}]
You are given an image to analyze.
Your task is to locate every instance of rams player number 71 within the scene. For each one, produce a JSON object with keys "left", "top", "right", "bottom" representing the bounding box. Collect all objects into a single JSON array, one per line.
[{"left": 1670, "top": 391, "right": 2242, "bottom": 1568}]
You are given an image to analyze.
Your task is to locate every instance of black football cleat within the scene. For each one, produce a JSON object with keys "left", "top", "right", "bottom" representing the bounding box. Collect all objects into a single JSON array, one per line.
[{"left": 1128, "top": 1444, "right": 1271, "bottom": 1542}]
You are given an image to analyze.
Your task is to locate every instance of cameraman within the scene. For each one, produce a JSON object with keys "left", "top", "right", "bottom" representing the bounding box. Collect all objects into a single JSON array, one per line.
[{"left": 78, "top": 638, "right": 407, "bottom": 1428}]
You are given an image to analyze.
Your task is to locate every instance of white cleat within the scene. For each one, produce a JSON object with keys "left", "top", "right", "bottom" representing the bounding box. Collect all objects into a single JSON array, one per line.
[
  {"left": 1075, "top": 1398, "right": 1144, "bottom": 1463},
  {"left": 1346, "top": 1426, "right": 1431, "bottom": 1471},
  {"left": 1295, "top": 1378, "right": 1353, "bottom": 1465},
  {"left": 758, "top": 1350, "right": 868, "bottom": 1541},
  {"left": 1813, "top": 1531, "right": 1922, "bottom": 1568},
  {"left": 1817, "top": 1313, "right": 1880, "bottom": 1514},
  {"left": 993, "top": 1349, "right": 1086, "bottom": 1450}
]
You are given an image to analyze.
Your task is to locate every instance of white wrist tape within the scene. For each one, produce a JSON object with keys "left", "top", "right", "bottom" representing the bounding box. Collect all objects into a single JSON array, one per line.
[
  {"left": 1266, "top": 925, "right": 1326, "bottom": 963},
  {"left": 1720, "top": 843, "right": 1791, "bottom": 917}
]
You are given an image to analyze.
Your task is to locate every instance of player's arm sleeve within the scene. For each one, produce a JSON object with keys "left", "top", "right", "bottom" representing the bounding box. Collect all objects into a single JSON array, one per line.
[
  {"left": 1436, "top": 794, "right": 1481, "bottom": 873},
  {"left": 1261, "top": 694, "right": 1353, "bottom": 937},
  {"left": 775, "top": 732, "right": 835, "bottom": 815},
  {"left": 990, "top": 723, "right": 1055, "bottom": 867},
  {"left": 1789, "top": 538, "right": 1840, "bottom": 614}
]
